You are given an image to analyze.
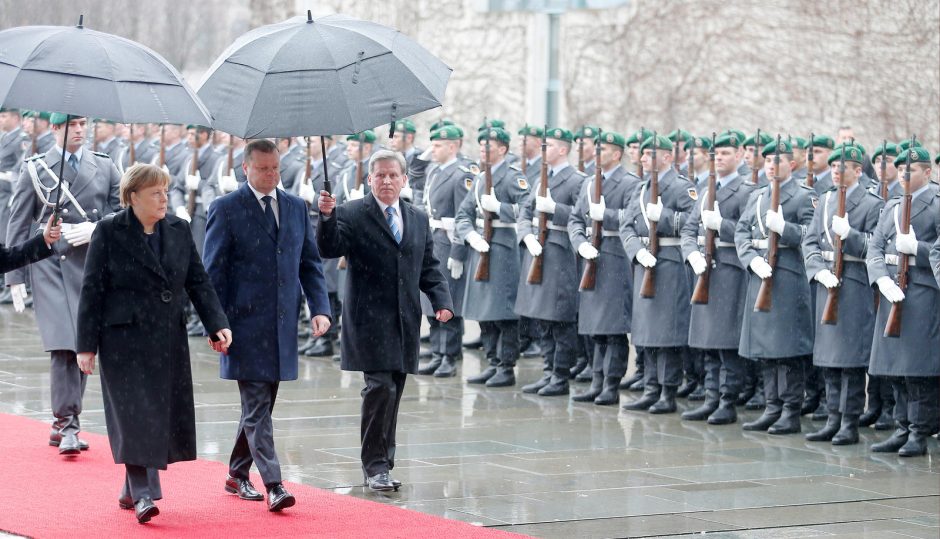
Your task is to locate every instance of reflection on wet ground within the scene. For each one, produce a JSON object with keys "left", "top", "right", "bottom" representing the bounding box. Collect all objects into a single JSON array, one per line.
[{"left": 1, "top": 308, "right": 936, "bottom": 538}]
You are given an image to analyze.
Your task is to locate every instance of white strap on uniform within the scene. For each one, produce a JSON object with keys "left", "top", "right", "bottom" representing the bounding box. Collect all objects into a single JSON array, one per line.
[
  {"left": 821, "top": 250, "right": 865, "bottom": 263},
  {"left": 755, "top": 192, "right": 766, "bottom": 238},
  {"left": 531, "top": 217, "right": 567, "bottom": 232},
  {"left": 477, "top": 218, "right": 515, "bottom": 229},
  {"left": 697, "top": 236, "right": 735, "bottom": 248},
  {"left": 642, "top": 237, "right": 682, "bottom": 247},
  {"left": 31, "top": 159, "right": 90, "bottom": 220},
  {"left": 823, "top": 191, "right": 834, "bottom": 247},
  {"left": 885, "top": 254, "right": 914, "bottom": 266},
  {"left": 638, "top": 181, "right": 650, "bottom": 231}
]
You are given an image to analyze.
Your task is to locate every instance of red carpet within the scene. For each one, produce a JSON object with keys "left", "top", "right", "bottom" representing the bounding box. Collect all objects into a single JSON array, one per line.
[{"left": 0, "top": 413, "right": 525, "bottom": 538}]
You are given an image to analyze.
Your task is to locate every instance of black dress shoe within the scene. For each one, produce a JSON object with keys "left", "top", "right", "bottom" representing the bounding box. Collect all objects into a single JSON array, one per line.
[
  {"left": 898, "top": 432, "right": 929, "bottom": 457},
  {"left": 537, "top": 376, "right": 569, "bottom": 397},
  {"left": 742, "top": 411, "right": 781, "bottom": 431},
  {"left": 58, "top": 432, "right": 81, "bottom": 455},
  {"left": 304, "top": 337, "right": 334, "bottom": 357},
  {"left": 267, "top": 483, "right": 296, "bottom": 511},
  {"left": 119, "top": 494, "right": 133, "bottom": 510},
  {"left": 871, "top": 427, "right": 910, "bottom": 452},
  {"left": 707, "top": 400, "right": 738, "bottom": 425},
  {"left": 49, "top": 431, "right": 89, "bottom": 450},
  {"left": 225, "top": 475, "right": 264, "bottom": 501},
  {"left": 521, "top": 373, "right": 552, "bottom": 394},
  {"left": 433, "top": 356, "right": 458, "bottom": 378},
  {"left": 418, "top": 355, "right": 443, "bottom": 375},
  {"left": 135, "top": 497, "right": 159, "bottom": 523},
  {"left": 365, "top": 472, "right": 396, "bottom": 492},
  {"left": 462, "top": 337, "right": 483, "bottom": 350},
  {"left": 485, "top": 368, "right": 515, "bottom": 388},
  {"left": 572, "top": 373, "right": 604, "bottom": 402},
  {"left": 467, "top": 366, "right": 497, "bottom": 384}
]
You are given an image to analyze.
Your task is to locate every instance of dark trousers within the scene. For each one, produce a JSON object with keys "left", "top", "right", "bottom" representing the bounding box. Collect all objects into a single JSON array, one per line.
[
  {"left": 50, "top": 350, "right": 86, "bottom": 434},
  {"left": 703, "top": 349, "right": 745, "bottom": 398},
  {"left": 804, "top": 357, "right": 824, "bottom": 402},
  {"left": 122, "top": 465, "right": 162, "bottom": 503},
  {"left": 866, "top": 375, "right": 895, "bottom": 412},
  {"left": 479, "top": 320, "right": 519, "bottom": 368},
  {"left": 822, "top": 367, "right": 866, "bottom": 416},
  {"left": 761, "top": 357, "right": 806, "bottom": 412},
  {"left": 229, "top": 381, "right": 282, "bottom": 487},
  {"left": 518, "top": 316, "right": 538, "bottom": 349},
  {"left": 685, "top": 348, "right": 705, "bottom": 383},
  {"left": 891, "top": 377, "right": 940, "bottom": 436},
  {"left": 326, "top": 293, "right": 342, "bottom": 338},
  {"left": 590, "top": 334, "right": 630, "bottom": 378},
  {"left": 361, "top": 371, "right": 407, "bottom": 476},
  {"left": 537, "top": 320, "right": 578, "bottom": 377},
  {"left": 643, "top": 346, "right": 684, "bottom": 388},
  {"left": 427, "top": 315, "right": 464, "bottom": 357}
]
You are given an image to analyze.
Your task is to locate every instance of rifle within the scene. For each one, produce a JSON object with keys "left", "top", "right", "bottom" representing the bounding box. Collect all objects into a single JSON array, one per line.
[
  {"left": 639, "top": 132, "right": 660, "bottom": 298},
  {"left": 128, "top": 125, "right": 136, "bottom": 165},
  {"left": 579, "top": 129, "right": 603, "bottom": 291},
  {"left": 805, "top": 132, "right": 815, "bottom": 189},
  {"left": 821, "top": 145, "right": 847, "bottom": 324},
  {"left": 158, "top": 125, "right": 166, "bottom": 168},
  {"left": 884, "top": 135, "right": 916, "bottom": 338},
  {"left": 878, "top": 139, "right": 889, "bottom": 200},
  {"left": 526, "top": 125, "right": 550, "bottom": 284},
  {"left": 636, "top": 127, "right": 645, "bottom": 179},
  {"left": 474, "top": 120, "right": 495, "bottom": 281},
  {"left": 750, "top": 128, "right": 761, "bottom": 186},
  {"left": 186, "top": 142, "right": 198, "bottom": 216},
  {"left": 673, "top": 129, "right": 681, "bottom": 172},
  {"left": 577, "top": 126, "right": 585, "bottom": 173},
  {"left": 92, "top": 121, "right": 99, "bottom": 152},
  {"left": 691, "top": 133, "right": 718, "bottom": 305},
  {"left": 754, "top": 134, "right": 781, "bottom": 312},
  {"left": 521, "top": 126, "right": 528, "bottom": 175}
]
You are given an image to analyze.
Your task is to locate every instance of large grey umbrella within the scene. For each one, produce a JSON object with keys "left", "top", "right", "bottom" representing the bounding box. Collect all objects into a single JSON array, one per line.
[
  {"left": 0, "top": 16, "right": 212, "bottom": 125},
  {"left": 197, "top": 11, "right": 451, "bottom": 139}
]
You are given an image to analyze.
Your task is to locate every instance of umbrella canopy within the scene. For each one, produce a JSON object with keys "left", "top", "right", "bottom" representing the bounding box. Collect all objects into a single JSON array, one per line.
[
  {"left": 197, "top": 12, "right": 451, "bottom": 138},
  {"left": 0, "top": 16, "right": 212, "bottom": 125}
]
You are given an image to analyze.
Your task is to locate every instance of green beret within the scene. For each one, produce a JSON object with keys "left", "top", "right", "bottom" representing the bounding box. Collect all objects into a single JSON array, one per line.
[
  {"left": 897, "top": 138, "right": 923, "bottom": 152},
  {"left": 685, "top": 136, "right": 711, "bottom": 151},
  {"left": 478, "top": 119, "right": 506, "bottom": 132},
  {"left": 871, "top": 143, "right": 899, "bottom": 160},
  {"left": 792, "top": 136, "right": 808, "bottom": 150},
  {"left": 97, "top": 119, "right": 117, "bottom": 126},
  {"left": 50, "top": 112, "right": 84, "bottom": 125},
  {"left": 545, "top": 127, "right": 574, "bottom": 143},
  {"left": 429, "top": 119, "right": 454, "bottom": 132},
  {"left": 0, "top": 107, "right": 19, "bottom": 114},
  {"left": 810, "top": 135, "right": 835, "bottom": 150},
  {"left": 626, "top": 128, "right": 654, "bottom": 146},
  {"left": 725, "top": 129, "right": 747, "bottom": 145},
  {"left": 640, "top": 134, "right": 673, "bottom": 152},
  {"left": 430, "top": 125, "right": 462, "bottom": 141},
  {"left": 347, "top": 130, "right": 376, "bottom": 143},
  {"left": 25, "top": 110, "right": 52, "bottom": 121},
  {"left": 599, "top": 131, "right": 626, "bottom": 149},
  {"left": 518, "top": 124, "right": 544, "bottom": 138},
  {"left": 744, "top": 132, "right": 773, "bottom": 148},
  {"left": 761, "top": 139, "right": 793, "bottom": 157},
  {"left": 453, "top": 125, "right": 465, "bottom": 138},
  {"left": 575, "top": 126, "right": 601, "bottom": 141},
  {"left": 935, "top": 153, "right": 940, "bottom": 165},
  {"left": 477, "top": 126, "right": 510, "bottom": 145},
  {"left": 826, "top": 144, "right": 864, "bottom": 165},
  {"left": 713, "top": 132, "right": 741, "bottom": 149},
  {"left": 894, "top": 147, "right": 931, "bottom": 167},
  {"left": 394, "top": 119, "right": 416, "bottom": 133},
  {"left": 667, "top": 129, "right": 693, "bottom": 143}
]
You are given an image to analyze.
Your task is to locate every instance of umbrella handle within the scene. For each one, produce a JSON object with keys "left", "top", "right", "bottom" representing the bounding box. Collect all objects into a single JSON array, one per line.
[{"left": 320, "top": 137, "right": 331, "bottom": 194}]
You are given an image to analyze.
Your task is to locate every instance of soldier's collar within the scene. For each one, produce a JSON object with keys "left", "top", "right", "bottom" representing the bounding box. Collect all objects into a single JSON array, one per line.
[
  {"left": 491, "top": 159, "right": 507, "bottom": 173},
  {"left": 911, "top": 182, "right": 932, "bottom": 202},
  {"left": 549, "top": 161, "right": 570, "bottom": 176},
  {"left": 602, "top": 164, "right": 621, "bottom": 180},
  {"left": 198, "top": 143, "right": 212, "bottom": 159},
  {"left": 57, "top": 144, "right": 84, "bottom": 163},
  {"left": 100, "top": 136, "right": 116, "bottom": 148},
  {"left": 438, "top": 157, "right": 458, "bottom": 170},
  {"left": 718, "top": 171, "right": 739, "bottom": 185}
]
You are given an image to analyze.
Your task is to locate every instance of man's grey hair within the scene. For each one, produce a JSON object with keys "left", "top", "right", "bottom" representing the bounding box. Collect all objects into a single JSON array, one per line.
[{"left": 369, "top": 149, "right": 407, "bottom": 174}]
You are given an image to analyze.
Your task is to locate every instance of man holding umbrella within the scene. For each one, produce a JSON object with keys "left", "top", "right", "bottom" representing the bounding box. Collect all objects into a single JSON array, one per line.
[{"left": 6, "top": 113, "right": 121, "bottom": 454}]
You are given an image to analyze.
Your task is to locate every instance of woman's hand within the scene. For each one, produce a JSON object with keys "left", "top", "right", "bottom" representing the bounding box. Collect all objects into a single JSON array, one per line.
[
  {"left": 43, "top": 213, "right": 62, "bottom": 247},
  {"left": 209, "top": 328, "right": 233, "bottom": 353},
  {"left": 77, "top": 352, "right": 96, "bottom": 375}
]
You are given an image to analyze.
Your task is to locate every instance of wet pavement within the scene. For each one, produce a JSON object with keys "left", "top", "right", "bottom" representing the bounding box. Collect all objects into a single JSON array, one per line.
[{"left": 0, "top": 306, "right": 937, "bottom": 538}]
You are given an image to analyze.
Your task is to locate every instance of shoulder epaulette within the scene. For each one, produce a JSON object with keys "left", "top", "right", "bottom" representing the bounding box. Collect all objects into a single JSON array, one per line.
[
  {"left": 799, "top": 183, "right": 814, "bottom": 190},
  {"left": 867, "top": 190, "right": 884, "bottom": 201},
  {"left": 25, "top": 153, "right": 43, "bottom": 161},
  {"left": 92, "top": 151, "right": 111, "bottom": 159},
  {"left": 509, "top": 164, "right": 522, "bottom": 171},
  {"left": 458, "top": 165, "right": 470, "bottom": 174}
]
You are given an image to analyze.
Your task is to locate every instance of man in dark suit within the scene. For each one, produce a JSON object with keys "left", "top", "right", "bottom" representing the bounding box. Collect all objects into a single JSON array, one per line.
[
  {"left": 204, "top": 139, "right": 332, "bottom": 512},
  {"left": 317, "top": 149, "right": 453, "bottom": 491}
]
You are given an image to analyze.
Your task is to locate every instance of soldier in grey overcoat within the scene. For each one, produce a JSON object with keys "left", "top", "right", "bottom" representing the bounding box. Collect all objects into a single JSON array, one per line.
[
  {"left": 802, "top": 145, "right": 884, "bottom": 445},
  {"left": 620, "top": 135, "right": 697, "bottom": 413},
  {"left": 680, "top": 133, "right": 756, "bottom": 425},
  {"left": 866, "top": 147, "right": 939, "bottom": 457},
  {"left": 568, "top": 131, "right": 640, "bottom": 404},
  {"left": 515, "top": 127, "right": 586, "bottom": 397},
  {"left": 455, "top": 127, "right": 529, "bottom": 388},
  {"left": 735, "top": 139, "right": 816, "bottom": 436},
  {"left": 0, "top": 109, "right": 30, "bottom": 253},
  {"left": 6, "top": 114, "right": 121, "bottom": 453}
]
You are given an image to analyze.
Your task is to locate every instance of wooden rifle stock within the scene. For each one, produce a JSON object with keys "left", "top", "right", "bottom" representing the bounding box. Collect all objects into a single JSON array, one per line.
[
  {"left": 526, "top": 127, "right": 549, "bottom": 284},
  {"left": 158, "top": 125, "right": 166, "bottom": 168},
  {"left": 750, "top": 128, "right": 761, "bottom": 186},
  {"left": 474, "top": 123, "right": 495, "bottom": 281},
  {"left": 821, "top": 150, "right": 848, "bottom": 325},
  {"left": 878, "top": 139, "right": 889, "bottom": 200},
  {"left": 579, "top": 130, "right": 603, "bottom": 291},
  {"left": 128, "top": 125, "right": 136, "bottom": 164},
  {"left": 691, "top": 133, "right": 717, "bottom": 305},
  {"left": 754, "top": 135, "right": 781, "bottom": 312},
  {"left": 639, "top": 134, "right": 660, "bottom": 298},
  {"left": 805, "top": 133, "right": 815, "bottom": 189},
  {"left": 577, "top": 127, "right": 585, "bottom": 173},
  {"left": 885, "top": 136, "right": 916, "bottom": 337},
  {"left": 186, "top": 143, "right": 198, "bottom": 216}
]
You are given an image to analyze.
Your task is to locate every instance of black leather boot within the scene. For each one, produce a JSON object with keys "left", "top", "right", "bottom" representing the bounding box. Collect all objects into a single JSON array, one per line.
[
  {"left": 593, "top": 376, "right": 622, "bottom": 405},
  {"left": 805, "top": 413, "right": 841, "bottom": 442},
  {"left": 871, "top": 426, "right": 910, "bottom": 453},
  {"left": 466, "top": 365, "right": 497, "bottom": 384},
  {"left": 898, "top": 432, "right": 929, "bottom": 457},
  {"left": 681, "top": 390, "right": 718, "bottom": 421},
  {"left": 485, "top": 367, "right": 516, "bottom": 387},
  {"left": 676, "top": 378, "right": 697, "bottom": 399},
  {"left": 418, "top": 354, "right": 443, "bottom": 375},
  {"left": 433, "top": 356, "right": 457, "bottom": 378},
  {"left": 619, "top": 371, "right": 643, "bottom": 390},
  {"left": 537, "top": 375, "right": 570, "bottom": 397},
  {"left": 622, "top": 384, "right": 660, "bottom": 411},
  {"left": 858, "top": 406, "right": 881, "bottom": 428},
  {"left": 521, "top": 372, "right": 552, "bottom": 394},
  {"left": 707, "top": 396, "right": 738, "bottom": 425},
  {"left": 572, "top": 373, "right": 604, "bottom": 402},
  {"left": 648, "top": 385, "right": 677, "bottom": 414},
  {"left": 831, "top": 414, "right": 860, "bottom": 445},
  {"left": 768, "top": 406, "right": 803, "bottom": 435}
]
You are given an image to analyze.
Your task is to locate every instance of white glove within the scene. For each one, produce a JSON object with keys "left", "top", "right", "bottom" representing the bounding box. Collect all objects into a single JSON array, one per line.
[
  {"left": 876, "top": 276, "right": 905, "bottom": 303},
  {"left": 447, "top": 257, "right": 464, "bottom": 279},
  {"left": 646, "top": 197, "right": 663, "bottom": 222},
  {"left": 589, "top": 196, "right": 606, "bottom": 222},
  {"left": 298, "top": 182, "right": 316, "bottom": 204},
  {"left": 480, "top": 189, "right": 501, "bottom": 213},
  {"left": 348, "top": 187, "right": 364, "bottom": 201},
  {"left": 185, "top": 171, "right": 201, "bottom": 192},
  {"left": 687, "top": 250, "right": 707, "bottom": 275},
  {"left": 895, "top": 229, "right": 918, "bottom": 256},
  {"left": 10, "top": 284, "right": 27, "bottom": 314},
  {"left": 175, "top": 206, "right": 192, "bottom": 222},
  {"left": 749, "top": 257, "right": 773, "bottom": 279},
  {"left": 466, "top": 231, "right": 490, "bottom": 253},
  {"left": 219, "top": 173, "right": 238, "bottom": 194},
  {"left": 523, "top": 234, "right": 543, "bottom": 258},
  {"left": 636, "top": 248, "right": 657, "bottom": 268},
  {"left": 578, "top": 242, "right": 598, "bottom": 260},
  {"left": 765, "top": 205, "right": 786, "bottom": 234},
  {"left": 831, "top": 215, "right": 851, "bottom": 240},
  {"left": 535, "top": 188, "right": 556, "bottom": 214},
  {"left": 400, "top": 184, "right": 413, "bottom": 201},
  {"left": 701, "top": 201, "right": 722, "bottom": 231},
  {"left": 63, "top": 221, "right": 96, "bottom": 247},
  {"left": 815, "top": 269, "right": 840, "bottom": 289}
]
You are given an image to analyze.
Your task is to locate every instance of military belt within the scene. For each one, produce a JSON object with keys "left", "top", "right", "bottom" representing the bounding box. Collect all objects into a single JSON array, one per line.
[
  {"left": 530, "top": 218, "right": 567, "bottom": 232},
  {"left": 696, "top": 236, "right": 735, "bottom": 248},
  {"left": 751, "top": 239, "right": 796, "bottom": 250},
  {"left": 641, "top": 237, "right": 682, "bottom": 247},
  {"left": 885, "top": 254, "right": 915, "bottom": 266},
  {"left": 476, "top": 218, "right": 515, "bottom": 229},
  {"left": 821, "top": 251, "right": 865, "bottom": 263},
  {"left": 429, "top": 218, "right": 456, "bottom": 231},
  {"left": 601, "top": 230, "right": 619, "bottom": 237}
]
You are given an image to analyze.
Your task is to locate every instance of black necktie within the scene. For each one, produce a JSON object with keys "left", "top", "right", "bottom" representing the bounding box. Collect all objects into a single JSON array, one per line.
[{"left": 262, "top": 195, "right": 277, "bottom": 235}]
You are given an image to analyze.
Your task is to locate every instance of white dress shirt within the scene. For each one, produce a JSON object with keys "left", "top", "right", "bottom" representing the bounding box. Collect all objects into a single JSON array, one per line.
[{"left": 247, "top": 182, "right": 279, "bottom": 227}]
